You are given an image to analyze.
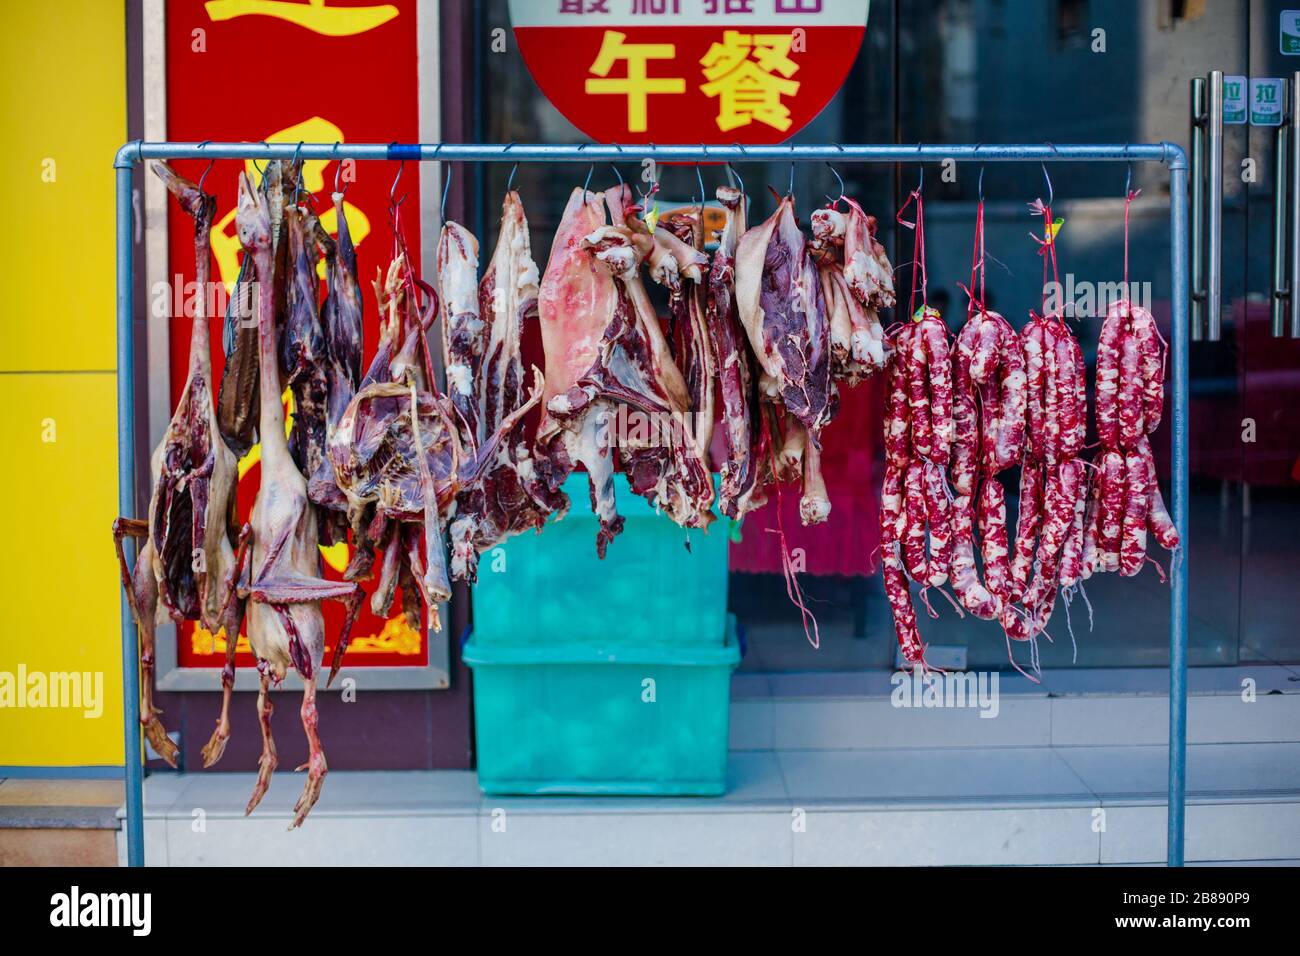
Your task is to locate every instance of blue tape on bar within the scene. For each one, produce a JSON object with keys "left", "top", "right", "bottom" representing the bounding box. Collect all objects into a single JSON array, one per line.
[{"left": 387, "top": 142, "right": 422, "bottom": 161}]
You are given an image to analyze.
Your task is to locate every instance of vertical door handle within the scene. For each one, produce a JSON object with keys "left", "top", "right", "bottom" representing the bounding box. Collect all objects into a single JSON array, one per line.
[
  {"left": 1207, "top": 70, "right": 1224, "bottom": 342},
  {"left": 1292, "top": 73, "right": 1300, "bottom": 338},
  {"left": 1273, "top": 81, "right": 1291, "bottom": 336},
  {"left": 1191, "top": 77, "right": 1207, "bottom": 340}
]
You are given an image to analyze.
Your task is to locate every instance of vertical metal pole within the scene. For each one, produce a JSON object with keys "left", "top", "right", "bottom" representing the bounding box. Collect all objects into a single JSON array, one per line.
[
  {"left": 1167, "top": 148, "right": 1190, "bottom": 868},
  {"left": 116, "top": 152, "right": 145, "bottom": 868}
]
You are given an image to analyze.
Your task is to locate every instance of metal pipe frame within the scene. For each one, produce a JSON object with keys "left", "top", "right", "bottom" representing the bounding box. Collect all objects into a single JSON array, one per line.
[{"left": 114, "top": 140, "right": 1191, "bottom": 867}]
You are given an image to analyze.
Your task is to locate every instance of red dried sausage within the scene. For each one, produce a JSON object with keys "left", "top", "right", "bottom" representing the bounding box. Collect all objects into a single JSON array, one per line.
[
  {"left": 1119, "top": 447, "right": 1150, "bottom": 577},
  {"left": 1009, "top": 462, "right": 1043, "bottom": 602}
]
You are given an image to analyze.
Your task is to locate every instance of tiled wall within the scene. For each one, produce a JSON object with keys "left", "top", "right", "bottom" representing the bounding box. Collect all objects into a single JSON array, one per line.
[{"left": 0, "top": 1, "right": 126, "bottom": 766}]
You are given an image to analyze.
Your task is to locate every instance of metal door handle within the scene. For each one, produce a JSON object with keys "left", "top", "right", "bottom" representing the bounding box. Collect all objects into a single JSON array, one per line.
[
  {"left": 1273, "top": 81, "right": 1292, "bottom": 337},
  {"left": 1207, "top": 70, "right": 1224, "bottom": 342},
  {"left": 1292, "top": 73, "right": 1300, "bottom": 338},
  {"left": 1191, "top": 77, "right": 1207, "bottom": 340}
]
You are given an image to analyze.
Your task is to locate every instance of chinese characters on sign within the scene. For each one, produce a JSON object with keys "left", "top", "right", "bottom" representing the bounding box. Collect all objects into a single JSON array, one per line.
[{"left": 510, "top": 0, "right": 869, "bottom": 144}]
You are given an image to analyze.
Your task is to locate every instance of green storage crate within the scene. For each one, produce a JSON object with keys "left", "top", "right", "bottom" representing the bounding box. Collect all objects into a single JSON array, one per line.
[
  {"left": 465, "top": 616, "right": 740, "bottom": 795},
  {"left": 470, "top": 473, "right": 728, "bottom": 646}
]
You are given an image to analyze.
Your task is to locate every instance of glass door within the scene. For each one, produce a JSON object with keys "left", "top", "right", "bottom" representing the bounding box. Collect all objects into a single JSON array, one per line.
[
  {"left": 892, "top": 0, "right": 1252, "bottom": 669},
  {"left": 1239, "top": 0, "right": 1300, "bottom": 665}
]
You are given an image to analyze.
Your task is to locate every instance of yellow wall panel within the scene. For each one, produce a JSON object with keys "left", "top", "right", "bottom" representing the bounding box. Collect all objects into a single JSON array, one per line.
[
  {"left": 0, "top": 0, "right": 125, "bottom": 372},
  {"left": 0, "top": 373, "right": 124, "bottom": 766}
]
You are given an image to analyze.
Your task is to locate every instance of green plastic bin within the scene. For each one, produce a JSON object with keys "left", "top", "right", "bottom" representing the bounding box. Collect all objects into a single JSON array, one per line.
[
  {"left": 465, "top": 616, "right": 740, "bottom": 795},
  {"left": 471, "top": 473, "right": 728, "bottom": 646}
]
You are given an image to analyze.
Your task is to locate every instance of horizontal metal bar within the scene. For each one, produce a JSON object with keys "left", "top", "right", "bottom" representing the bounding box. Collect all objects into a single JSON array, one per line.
[{"left": 117, "top": 141, "right": 1182, "bottom": 167}]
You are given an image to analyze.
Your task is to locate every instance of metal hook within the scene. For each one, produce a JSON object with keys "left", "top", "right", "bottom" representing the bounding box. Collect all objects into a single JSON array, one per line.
[
  {"left": 825, "top": 162, "right": 846, "bottom": 205},
  {"left": 441, "top": 163, "right": 452, "bottom": 221},
  {"left": 583, "top": 164, "right": 594, "bottom": 194},
  {"left": 726, "top": 162, "right": 745, "bottom": 196},
  {"left": 917, "top": 164, "right": 924, "bottom": 193},
  {"left": 198, "top": 158, "right": 217, "bottom": 193},
  {"left": 507, "top": 162, "right": 519, "bottom": 191},
  {"left": 250, "top": 140, "right": 271, "bottom": 179},
  {"left": 390, "top": 159, "right": 406, "bottom": 208},
  {"left": 695, "top": 163, "right": 706, "bottom": 211},
  {"left": 610, "top": 163, "right": 623, "bottom": 188},
  {"left": 1124, "top": 159, "right": 1133, "bottom": 198},
  {"left": 1040, "top": 162, "right": 1054, "bottom": 207},
  {"left": 333, "top": 143, "right": 352, "bottom": 196},
  {"left": 977, "top": 166, "right": 985, "bottom": 204}
]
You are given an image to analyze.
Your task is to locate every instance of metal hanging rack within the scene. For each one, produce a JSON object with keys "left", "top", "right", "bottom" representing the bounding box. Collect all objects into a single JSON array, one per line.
[{"left": 113, "top": 140, "right": 1190, "bottom": 867}]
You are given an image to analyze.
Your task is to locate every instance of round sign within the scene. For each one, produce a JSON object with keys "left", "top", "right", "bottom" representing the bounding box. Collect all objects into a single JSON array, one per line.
[{"left": 509, "top": 0, "right": 870, "bottom": 145}]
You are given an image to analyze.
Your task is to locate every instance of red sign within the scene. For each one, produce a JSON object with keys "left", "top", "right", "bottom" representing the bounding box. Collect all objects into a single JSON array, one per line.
[
  {"left": 163, "top": 0, "right": 426, "bottom": 669},
  {"left": 509, "top": 0, "right": 869, "bottom": 144}
]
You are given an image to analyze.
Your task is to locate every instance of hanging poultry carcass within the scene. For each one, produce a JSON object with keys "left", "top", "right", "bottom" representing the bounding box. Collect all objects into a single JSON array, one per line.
[
  {"left": 281, "top": 203, "right": 332, "bottom": 494},
  {"left": 447, "top": 191, "right": 569, "bottom": 582},
  {"left": 535, "top": 184, "right": 715, "bottom": 555},
  {"left": 216, "top": 160, "right": 298, "bottom": 459},
  {"left": 112, "top": 162, "right": 242, "bottom": 769},
  {"left": 306, "top": 190, "right": 366, "bottom": 548},
  {"left": 329, "top": 246, "right": 549, "bottom": 656},
  {"left": 328, "top": 257, "right": 456, "bottom": 650},
  {"left": 234, "top": 172, "right": 363, "bottom": 828}
]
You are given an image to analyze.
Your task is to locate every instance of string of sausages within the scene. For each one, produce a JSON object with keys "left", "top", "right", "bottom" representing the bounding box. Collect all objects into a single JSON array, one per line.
[
  {"left": 1085, "top": 190, "right": 1180, "bottom": 581},
  {"left": 879, "top": 187, "right": 950, "bottom": 667},
  {"left": 880, "top": 188, "right": 1180, "bottom": 672}
]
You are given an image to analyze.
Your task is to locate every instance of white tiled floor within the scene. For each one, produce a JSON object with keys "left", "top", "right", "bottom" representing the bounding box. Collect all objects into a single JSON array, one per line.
[{"left": 123, "top": 741, "right": 1300, "bottom": 866}]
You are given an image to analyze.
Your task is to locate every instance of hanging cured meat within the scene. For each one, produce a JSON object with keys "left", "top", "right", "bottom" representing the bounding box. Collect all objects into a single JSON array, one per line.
[
  {"left": 809, "top": 195, "right": 892, "bottom": 383},
  {"left": 735, "top": 194, "right": 833, "bottom": 434},
  {"left": 234, "top": 171, "right": 362, "bottom": 827},
  {"left": 707, "top": 184, "right": 770, "bottom": 519},
  {"left": 535, "top": 183, "right": 714, "bottom": 555},
  {"left": 112, "top": 162, "right": 242, "bottom": 769},
  {"left": 1084, "top": 299, "right": 1179, "bottom": 579},
  {"left": 877, "top": 185, "right": 950, "bottom": 669},
  {"left": 447, "top": 191, "right": 569, "bottom": 582}
]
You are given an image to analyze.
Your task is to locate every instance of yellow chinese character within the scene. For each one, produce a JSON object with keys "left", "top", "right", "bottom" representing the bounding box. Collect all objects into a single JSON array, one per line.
[
  {"left": 585, "top": 30, "right": 685, "bottom": 133},
  {"left": 700, "top": 30, "right": 801, "bottom": 132},
  {"left": 204, "top": 0, "right": 399, "bottom": 37}
]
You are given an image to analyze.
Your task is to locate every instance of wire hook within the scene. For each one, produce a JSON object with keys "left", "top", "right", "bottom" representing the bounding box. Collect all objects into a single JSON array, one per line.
[
  {"left": 390, "top": 159, "right": 406, "bottom": 208},
  {"left": 1040, "top": 162, "right": 1054, "bottom": 207},
  {"left": 977, "top": 166, "right": 985, "bottom": 204},
  {"left": 441, "top": 162, "right": 453, "bottom": 221},
  {"left": 583, "top": 163, "right": 594, "bottom": 194},
  {"left": 507, "top": 162, "right": 519, "bottom": 192},
  {"left": 332, "top": 142, "right": 345, "bottom": 195},
  {"left": 726, "top": 161, "right": 745, "bottom": 196},
  {"left": 695, "top": 163, "right": 706, "bottom": 212},
  {"left": 194, "top": 141, "right": 215, "bottom": 193},
  {"left": 825, "top": 161, "right": 846, "bottom": 205},
  {"left": 197, "top": 158, "right": 217, "bottom": 194}
]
